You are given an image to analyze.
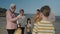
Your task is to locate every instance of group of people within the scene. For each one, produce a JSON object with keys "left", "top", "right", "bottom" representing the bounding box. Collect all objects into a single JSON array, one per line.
[
  {"left": 33, "top": 6, "right": 55, "bottom": 34},
  {"left": 6, "top": 4, "right": 32, "bottom": 34},
  {"left": 6, "top": 4, "right": 55, "bottom": 34}
]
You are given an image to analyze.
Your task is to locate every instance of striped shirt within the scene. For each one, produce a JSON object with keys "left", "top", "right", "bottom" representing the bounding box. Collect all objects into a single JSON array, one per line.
[{"left": 32, "top": 20, "right": 55, "bottom": 34}]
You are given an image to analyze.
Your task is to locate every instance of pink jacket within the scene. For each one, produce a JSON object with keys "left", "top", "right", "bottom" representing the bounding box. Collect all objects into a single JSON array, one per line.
[{"left": 6, "top": 10, "right": 17, "bottom": 29}]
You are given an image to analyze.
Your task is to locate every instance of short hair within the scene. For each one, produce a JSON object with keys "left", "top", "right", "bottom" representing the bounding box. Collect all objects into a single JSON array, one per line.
[
  {"left": 19, "top": 9, "right": 24, "bottom": 13},
  {"left": 37, "top": 9, "right": 40, "bottom": 12},
  {"left": 10, "top": 4, "right": 16, "bottom": 8},
  {"left": 41, "top": 5, "right": 50, "bottom": 17}
]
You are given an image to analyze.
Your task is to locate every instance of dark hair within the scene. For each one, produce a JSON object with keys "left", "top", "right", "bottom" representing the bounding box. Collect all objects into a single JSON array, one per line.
[
  {"left": 41, "top": 5, "right": 50, "bottom": 17},
  {"left": 37, "top": 9, "right": 40, "bottom": 12},
  {"left": 19, "top": 9, "right": 24, "bottom": 13},
  {"left": 27, "top": 18, "right": 31, "bottom": 24}
]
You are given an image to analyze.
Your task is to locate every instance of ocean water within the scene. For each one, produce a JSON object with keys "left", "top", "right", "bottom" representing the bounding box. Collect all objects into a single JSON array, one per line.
[
  {"left": 55, "top": 16, "right": 60, "bottom": 20},
  {"left": 15, "top": 13, "right": 60, "bottom": 20}
]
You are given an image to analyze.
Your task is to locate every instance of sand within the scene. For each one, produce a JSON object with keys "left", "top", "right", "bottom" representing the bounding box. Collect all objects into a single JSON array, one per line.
[{"left": 0, "top": 17, "right": 60, "bottom": 34}]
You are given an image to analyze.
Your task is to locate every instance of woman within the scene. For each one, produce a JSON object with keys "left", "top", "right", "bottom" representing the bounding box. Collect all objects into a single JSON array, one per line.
[
  {"left": 6, "top": 4, "right": 22, "bottom": 34},
  {"left": 34, "top": 9, "right": 42, "bottom": 23}
]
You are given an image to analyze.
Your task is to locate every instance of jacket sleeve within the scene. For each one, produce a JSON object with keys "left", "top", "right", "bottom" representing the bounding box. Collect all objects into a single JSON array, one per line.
[{"left": 6, "top": 11, "right": 19, "bottom": 22}]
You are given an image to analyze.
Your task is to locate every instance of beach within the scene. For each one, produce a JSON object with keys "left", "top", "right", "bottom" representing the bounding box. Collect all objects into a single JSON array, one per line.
[{"left": 0, "top": 17, "right": 60, "bottom": 34}]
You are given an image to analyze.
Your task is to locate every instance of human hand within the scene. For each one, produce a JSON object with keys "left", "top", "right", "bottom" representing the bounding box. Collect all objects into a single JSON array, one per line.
[{"left": 17, "top": 15, "right": 22, "bottom": 19}]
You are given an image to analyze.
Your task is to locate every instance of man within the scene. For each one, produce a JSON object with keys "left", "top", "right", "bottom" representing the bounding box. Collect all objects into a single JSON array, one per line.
[
  {"left": 17, "top": 9, "right": 26, "bottom": 34},
  {"left": 6, "top": 4, "right": 22, "bottom": 34}
]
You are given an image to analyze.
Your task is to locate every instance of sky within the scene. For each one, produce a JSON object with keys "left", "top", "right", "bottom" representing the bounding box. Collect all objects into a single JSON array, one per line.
[{"left": 0, "top": 0, "right": 60, "bottom": 16}]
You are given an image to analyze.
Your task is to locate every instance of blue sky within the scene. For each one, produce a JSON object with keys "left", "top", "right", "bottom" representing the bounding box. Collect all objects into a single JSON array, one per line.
[{"left": 0, "top": 0, "right": 60, "bottom": 16}]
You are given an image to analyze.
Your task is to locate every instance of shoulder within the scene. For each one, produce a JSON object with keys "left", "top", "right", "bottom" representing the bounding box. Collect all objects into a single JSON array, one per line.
[
  {"left": 6, "top": 10, "right": 10, "bottom": 13},
  {"left": 6, "top": 10, "right": 11, "bottom": 15},
  {"left": 49, "top": 12, "right": 55, "bottom": 16},
  {"left": 34, "top": 22, "right": 38, "bottom": 26},
  {"left": 40, "top": 20, "right": 52, "bottom": 23}
]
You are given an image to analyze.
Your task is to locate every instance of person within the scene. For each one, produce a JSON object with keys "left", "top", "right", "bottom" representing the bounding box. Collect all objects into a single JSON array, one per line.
[
  {"left": 17, "top": 9, "right": 26, "bottom": 34},
  {"left": 26, "top": 18, "right": 32, "bottom": 34},
  {"left": 32, "top": 6, "right": 55, "bottom": 34},
  {"left": 48, "top": 12, "right": 55, "bottom": 22},
  {"left": 34, "top": 9, "right": 42, "bottom": 23},
  {"left": 6, "top": 4, "right": 22, "bottom": 34}
]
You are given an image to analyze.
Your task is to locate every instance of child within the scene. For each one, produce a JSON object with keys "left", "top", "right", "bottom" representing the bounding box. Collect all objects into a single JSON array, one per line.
[
  {"left": 34, "top": 9, "right": 41, "bottom": 23},
  {"left": 14, "top": 9, "right": 26, "bottom": 34},
  {"left": 32, "top": 6, "right": 55, "bottom": 34},
  {"left": 26, "top": 18, "right": 32, "bottom": 34}
]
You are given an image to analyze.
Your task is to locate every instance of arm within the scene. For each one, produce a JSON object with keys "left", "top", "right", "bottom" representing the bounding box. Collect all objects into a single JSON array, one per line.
[
  {"left": 6, "top": 11, "right": 22, "bottom": 22},
  {"left": 34, "top": 15, "right": 40, "bottom": 22},
  {"left": 23, "top": 16, "right": 27, "bottom": 26},
  {"left": 17, "top": 20, "right": 20, "bottom": 27}
]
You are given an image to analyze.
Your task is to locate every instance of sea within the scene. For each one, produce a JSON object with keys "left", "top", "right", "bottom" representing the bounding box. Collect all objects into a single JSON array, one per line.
[{"left": 15, "top": 13, "right": 60, "bottom": 20}]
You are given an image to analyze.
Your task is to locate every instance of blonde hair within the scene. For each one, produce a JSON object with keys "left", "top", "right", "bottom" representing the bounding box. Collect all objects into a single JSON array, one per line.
[{"left": 34, "top": 14, "right": 42, "bottom": 23}]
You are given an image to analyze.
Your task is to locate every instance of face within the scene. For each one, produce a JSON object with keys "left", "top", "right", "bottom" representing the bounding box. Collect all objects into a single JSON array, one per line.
[
  {"left": 28, "top": 20, "right": 30, "bottom": 23},
  {"left": 10, "top": 6, "right": 16, "bottom": 12},
  {"left": 28, "top": 20, "right": 31, "bottom": 24},
  {"left": 20, "top": 11, "right": 24, "bottom": 15},
  {"left": 36, "top": 11, "right": 40, "bottom": 14}
]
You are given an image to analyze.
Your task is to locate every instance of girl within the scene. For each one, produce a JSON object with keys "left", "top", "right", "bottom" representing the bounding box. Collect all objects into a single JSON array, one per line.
[
  {"left": 26, "top": 18, "right": 32, "bottom": 34},
  {"left": 34, "top": 9, "right": 41, "bottom": 23}
]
